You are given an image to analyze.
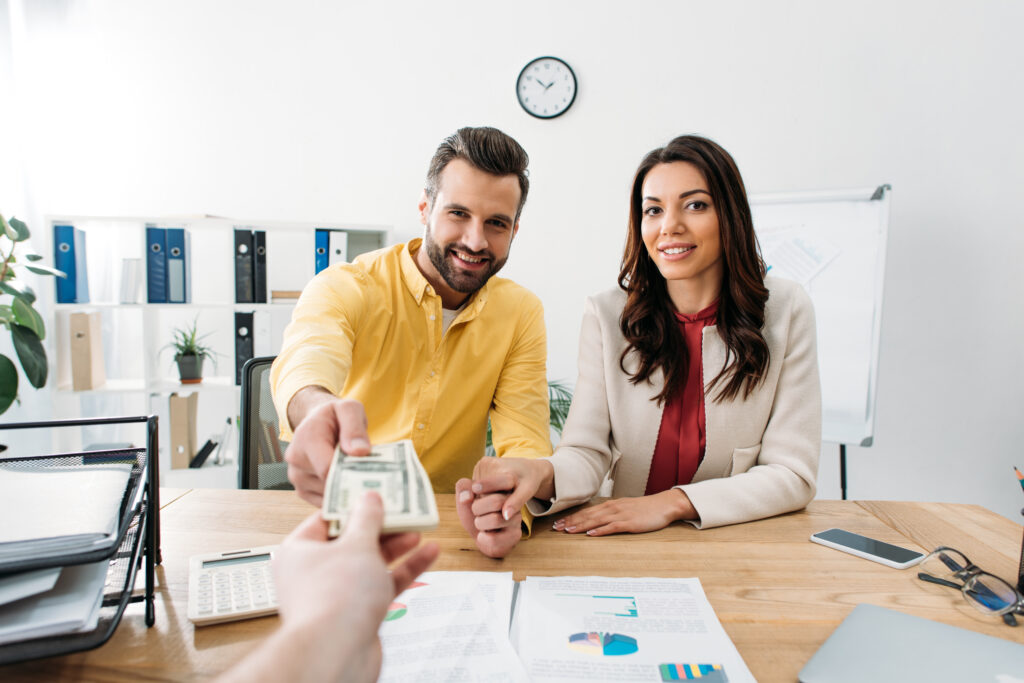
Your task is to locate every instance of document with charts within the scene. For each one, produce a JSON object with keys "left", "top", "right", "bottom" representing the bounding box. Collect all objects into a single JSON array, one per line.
[
  {"left": 512, "top": 576, "right": 754, "bottom": 683},
  {"left": 378, "top": 573, "right": 751, "bottom": 683}
]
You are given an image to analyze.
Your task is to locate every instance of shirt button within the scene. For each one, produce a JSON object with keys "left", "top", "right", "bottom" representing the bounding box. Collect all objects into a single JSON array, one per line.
[
  {"left": 417, "top": 423, "right": 425, "bottom": 430},
  {"left": 429, "top": 315, "right": 436, "bottom": 321},
  {"left": 430, "top": 371, "right": 436, "bottom": 377}
]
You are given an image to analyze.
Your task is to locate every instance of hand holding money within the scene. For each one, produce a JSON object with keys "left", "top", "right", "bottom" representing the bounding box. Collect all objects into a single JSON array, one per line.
[{"left": 321, "top": 440, "right": 439, "bottom": 538}]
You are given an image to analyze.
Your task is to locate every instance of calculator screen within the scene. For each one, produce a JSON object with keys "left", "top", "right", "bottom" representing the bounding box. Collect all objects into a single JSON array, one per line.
[{"left": 202, "top": 553, "right": 271, "bottom": 569}]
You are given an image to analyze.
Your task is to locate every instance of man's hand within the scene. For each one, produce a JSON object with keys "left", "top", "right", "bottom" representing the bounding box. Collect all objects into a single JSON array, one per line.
[
  {"left": 454, "top": 457, "right": 554, "bottom": 559},
  {"left": 273, "top": 494, "right": 440, "bottom": 682},
  {"left": 284, "top": 389, "right": 372, "bottom": 506},
  {"left": 222, "top": 493, "right": 439, "bottom": 683},
  {"left": 552, "top": 489, "right": 696, "bottom": 536}
]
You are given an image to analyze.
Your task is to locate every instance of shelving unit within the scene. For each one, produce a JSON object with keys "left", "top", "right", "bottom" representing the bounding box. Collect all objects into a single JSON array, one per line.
[{"left": 43, "top": 214, "right": 391, "bottom": 488}]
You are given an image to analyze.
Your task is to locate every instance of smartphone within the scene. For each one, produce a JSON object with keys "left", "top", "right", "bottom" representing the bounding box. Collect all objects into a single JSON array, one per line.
[{"left": 809, "top": 528, "right": 925, "bottom": 569}]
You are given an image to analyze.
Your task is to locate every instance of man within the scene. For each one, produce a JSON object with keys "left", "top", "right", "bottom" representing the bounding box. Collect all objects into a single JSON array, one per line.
[
  {"left": 220, "top": 492, "right": 439, "bottom": 682},
  {"left": 270, "top": 126, "right": 551, "bottom": 558}
]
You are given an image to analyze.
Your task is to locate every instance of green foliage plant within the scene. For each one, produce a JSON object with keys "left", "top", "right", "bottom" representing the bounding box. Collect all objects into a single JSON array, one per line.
[
  {"left": 485, "top": 379, "right": 574, "bottom": 457},
  {"left": 0, "top": 214, "right": 66, "bottom": 416},
  {"left": 165, "top": 317, "right": 217, "bottom": 365}
]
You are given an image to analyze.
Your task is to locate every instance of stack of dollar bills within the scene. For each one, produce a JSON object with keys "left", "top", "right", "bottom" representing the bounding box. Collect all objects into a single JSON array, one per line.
[{"left": 321, "top": 439, "right": 439, "bottom": 537}]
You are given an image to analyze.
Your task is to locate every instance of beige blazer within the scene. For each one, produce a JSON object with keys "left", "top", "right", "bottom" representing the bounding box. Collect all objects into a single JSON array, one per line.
[{"left": 532, "top": 277, "right": 822, "bottom": 529}]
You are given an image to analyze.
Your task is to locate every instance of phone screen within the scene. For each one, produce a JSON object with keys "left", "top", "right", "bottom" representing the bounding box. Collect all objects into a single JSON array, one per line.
[{"left": 814, "top": 528, "right": 923, "bottom": 564}]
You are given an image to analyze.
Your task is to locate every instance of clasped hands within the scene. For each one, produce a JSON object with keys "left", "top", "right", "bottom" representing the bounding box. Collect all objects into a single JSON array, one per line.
[{"left": 455, "top": 457, "right": 698, "bottom": 558}]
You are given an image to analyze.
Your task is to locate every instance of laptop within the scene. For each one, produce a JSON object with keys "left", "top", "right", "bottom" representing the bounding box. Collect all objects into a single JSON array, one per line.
[{"left": 799, "top": 603, "right": 1024, "bottom": 683}]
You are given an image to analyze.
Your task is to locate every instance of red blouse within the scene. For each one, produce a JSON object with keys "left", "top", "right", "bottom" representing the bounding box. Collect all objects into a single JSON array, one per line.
[{"left": 644, "top": 300, "right": 719, "bottom": 495}]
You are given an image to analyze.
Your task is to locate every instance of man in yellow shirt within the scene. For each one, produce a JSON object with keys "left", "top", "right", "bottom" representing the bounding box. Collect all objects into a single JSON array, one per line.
[{"left": 270, "top": 126, "right": 550, "bottom": 558}]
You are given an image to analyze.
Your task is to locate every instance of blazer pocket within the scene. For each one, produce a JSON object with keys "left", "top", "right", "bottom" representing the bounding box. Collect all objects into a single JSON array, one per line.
[{"left": 722, "top": 444, "right": 762, "bottom": 478}]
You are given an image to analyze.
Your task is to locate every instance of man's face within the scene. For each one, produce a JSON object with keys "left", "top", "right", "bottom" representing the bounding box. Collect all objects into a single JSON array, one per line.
[{"left": 416, "top": 158, "right": 521, "bottom": 306}]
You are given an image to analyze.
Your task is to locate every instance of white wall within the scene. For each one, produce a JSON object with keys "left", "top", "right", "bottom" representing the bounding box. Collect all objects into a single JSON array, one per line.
[{"left": 5, "top": 0, "right": 1024, "bottom": 521}]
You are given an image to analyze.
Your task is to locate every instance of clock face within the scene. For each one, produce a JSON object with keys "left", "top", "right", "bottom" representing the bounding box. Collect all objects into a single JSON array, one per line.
[{"left": 516, "top": 56, "right": 577, "bottom": 119}]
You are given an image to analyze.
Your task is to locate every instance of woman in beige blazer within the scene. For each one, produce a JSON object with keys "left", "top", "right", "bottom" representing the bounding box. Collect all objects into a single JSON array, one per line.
[{"left": 460, "top": 135, "right": 821, "bottom": 550}]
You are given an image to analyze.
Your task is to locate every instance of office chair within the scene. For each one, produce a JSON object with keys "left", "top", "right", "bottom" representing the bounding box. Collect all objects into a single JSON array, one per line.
[{"left": 238, "top": 356, "right": 293, "bottom": 490}]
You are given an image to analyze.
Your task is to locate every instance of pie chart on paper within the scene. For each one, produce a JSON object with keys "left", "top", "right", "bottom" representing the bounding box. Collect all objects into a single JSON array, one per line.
[
  {"left": 384, "top": 602, "right": 407, "bottom": 621},
  {"left": 567, "top": 632, "right": 638, "bottom": 656},
  {"left": 384, "top": 581, "right": 428, "bottom": 621}
]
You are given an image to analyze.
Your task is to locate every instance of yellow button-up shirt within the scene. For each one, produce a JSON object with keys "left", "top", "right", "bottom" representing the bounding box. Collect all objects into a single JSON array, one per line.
[{"left": 270, "top": 239, "right": 552, "bottom": 494}]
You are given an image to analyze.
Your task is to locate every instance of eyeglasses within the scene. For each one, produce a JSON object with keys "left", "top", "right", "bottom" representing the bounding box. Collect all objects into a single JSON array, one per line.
[{"left": 916, "top": 547, "right": 1024, "bottom": 626}]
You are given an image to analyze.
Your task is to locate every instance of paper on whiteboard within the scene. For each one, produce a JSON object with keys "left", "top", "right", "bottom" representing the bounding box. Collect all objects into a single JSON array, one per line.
[
  {"left": 759, "top": 225, "right": 840, "bottom": 287},
  {"left": 515, "top": 576, "right": 754, "bottom": 683}
]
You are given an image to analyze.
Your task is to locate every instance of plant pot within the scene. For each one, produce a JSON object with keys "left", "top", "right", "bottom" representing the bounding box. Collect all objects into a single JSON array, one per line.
[{"left": 176, "top": 355, "right": 204, "bottom": 384}]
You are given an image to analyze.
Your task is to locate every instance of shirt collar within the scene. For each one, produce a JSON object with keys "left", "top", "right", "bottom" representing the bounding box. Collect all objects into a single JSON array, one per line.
[
  {"left": 400, "top": 239, "right": 432, "bottom": 304},
  {"left": 399, "top": 238, "right": 491, "bottom": 316}
]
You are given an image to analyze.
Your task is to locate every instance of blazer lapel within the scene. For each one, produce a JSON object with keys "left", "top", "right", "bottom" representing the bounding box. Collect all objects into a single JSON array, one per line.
[
  {"left": 610, "top": 351, "right": 665, "bottom": 496},
  {"left": 694, "top": 325, "right": 732, "bottom": 483}
]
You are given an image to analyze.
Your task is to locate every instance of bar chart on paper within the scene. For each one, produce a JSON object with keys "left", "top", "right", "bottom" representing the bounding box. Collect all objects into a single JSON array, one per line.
[{"left": 556, "top": 593, "right": 639, "bottom": 618}]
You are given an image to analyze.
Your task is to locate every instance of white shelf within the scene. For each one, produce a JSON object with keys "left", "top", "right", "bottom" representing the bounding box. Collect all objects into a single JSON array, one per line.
[
  {"left": 152, "top": 376, "right": 238, "bottom": 394},
  {"left": 54, "top": 302, "right": 298, "bottom": 311},
  {"left": 55, "top": 378, "right": 148, "bottom": 394},
  {"left": 45, "top": 213, "right": 390, "bottom": 491}
]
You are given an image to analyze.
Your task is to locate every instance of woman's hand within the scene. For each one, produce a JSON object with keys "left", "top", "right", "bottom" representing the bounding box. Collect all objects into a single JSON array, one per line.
[
  {"left": 455, "top": 457, "right": 555, "bottom": 558},
  {"left": 553, "top": 489, "right": 697, "bottom": 536}
]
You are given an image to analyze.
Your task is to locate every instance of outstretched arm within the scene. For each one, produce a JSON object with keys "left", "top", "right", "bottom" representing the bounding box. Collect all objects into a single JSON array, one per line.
[{"left": 219, "top": 493, "right": 439, "bottom": 683}]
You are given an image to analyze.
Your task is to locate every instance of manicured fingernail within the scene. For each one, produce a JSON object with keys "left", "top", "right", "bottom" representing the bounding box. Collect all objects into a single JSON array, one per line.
[
  {"left": 350, "top": 438, "right": 369, "bottom": 449},
  {"left": 502, "top": 508, "right": 511, "bottom": 521},
  {"left": 566, "top": 525, "right": 576, "bottom": 532},
  {"left": 472, "top": 483, "right": 483, "bottom": 493},
  {"left": 458, "top": 490, "right": 472, "bottom": 503},
  {"left": 586, "top": 530, "right": 596, "bottom": 536}
]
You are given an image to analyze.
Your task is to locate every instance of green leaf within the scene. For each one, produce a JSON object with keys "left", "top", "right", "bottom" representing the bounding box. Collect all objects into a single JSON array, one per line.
[
  {"left": 0, "top": 280, "right": 36, "bottom": 304},
  {"left": 11, "top": 324, "right": 47, "bottom": 388},
  {"left": 24, "top": 263, "right": 66, "bottom": 278},
  {"left": 0, "top": 214, "right": 14, "bottom": 241},
  {"left": 24, "top": 253, "right": 43, "bottom": 262},
  {"left": 7, "top": 217, "right": 30, "bottom": 242},
  {"left": 12, "top": 297, "right": 45, "bottom": 339},
  {"left": 0, "top": 354, "right": 17, "bottom": 415},
  {"left": 0, "top": 305, "right": 12, "bottom": 324}
]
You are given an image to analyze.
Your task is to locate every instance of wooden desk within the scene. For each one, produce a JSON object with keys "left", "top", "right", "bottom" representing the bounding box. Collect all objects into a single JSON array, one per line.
[{"left": 4, "top": 490, "right": 1022, "bottom": 681}]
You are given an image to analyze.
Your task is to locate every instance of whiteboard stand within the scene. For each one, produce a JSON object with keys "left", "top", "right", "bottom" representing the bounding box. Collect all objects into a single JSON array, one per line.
[{"left": 750, "top": 185, "right": 891, "bottom": 501}]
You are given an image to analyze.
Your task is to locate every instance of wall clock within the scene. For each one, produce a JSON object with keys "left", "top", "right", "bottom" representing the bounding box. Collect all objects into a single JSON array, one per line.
[{"left": 516, "top": 56, "right": 577, "bottom": 119}]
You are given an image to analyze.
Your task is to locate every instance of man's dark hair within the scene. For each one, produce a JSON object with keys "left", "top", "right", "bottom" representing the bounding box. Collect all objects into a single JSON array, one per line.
[{"left": 425, "top": 127, "right": 530, "bottom": 220}]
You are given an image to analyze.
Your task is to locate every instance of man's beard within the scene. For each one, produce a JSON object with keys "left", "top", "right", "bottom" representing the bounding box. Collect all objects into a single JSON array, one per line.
[{"left": 424, "top": 226, "right": 508, "bottom": 295}]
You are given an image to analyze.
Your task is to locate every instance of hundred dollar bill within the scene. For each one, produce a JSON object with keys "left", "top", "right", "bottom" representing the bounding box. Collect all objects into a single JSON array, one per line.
[{"left": 322, "top": 439, "right": 439, "bottom": 537}]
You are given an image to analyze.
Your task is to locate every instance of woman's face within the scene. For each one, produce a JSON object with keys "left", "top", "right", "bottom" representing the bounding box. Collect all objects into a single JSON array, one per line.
[{"left": 640, "top": 162, "right": 723, "bottom": 304}]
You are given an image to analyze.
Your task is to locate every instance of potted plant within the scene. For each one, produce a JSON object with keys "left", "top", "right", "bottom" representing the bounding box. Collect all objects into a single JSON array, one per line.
[
  {"left": 1, "top": 213, "right": 66, "bottom": 416},
  {"left": 166, "top": 318, "right": 216, "bottom": 384}
]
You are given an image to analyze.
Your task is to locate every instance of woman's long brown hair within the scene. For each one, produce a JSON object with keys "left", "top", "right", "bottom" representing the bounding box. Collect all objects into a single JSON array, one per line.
[{"left": 618, "top": 135, "right": 769, "bottom": 404}]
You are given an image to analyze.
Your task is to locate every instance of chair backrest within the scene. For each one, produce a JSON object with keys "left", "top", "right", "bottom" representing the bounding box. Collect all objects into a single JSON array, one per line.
[{"left": 238, "top": 356, "right": 293, "bottom": 490}]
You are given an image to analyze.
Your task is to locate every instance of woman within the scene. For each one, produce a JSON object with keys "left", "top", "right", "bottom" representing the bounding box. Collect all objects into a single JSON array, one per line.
[{"left": 465, "top": 135, "right": 820, "bottom": 541}]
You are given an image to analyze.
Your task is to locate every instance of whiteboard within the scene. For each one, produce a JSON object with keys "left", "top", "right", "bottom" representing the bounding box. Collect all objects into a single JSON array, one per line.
[{"left": 749, "top": 185, "right": 891, "bottom": 447}]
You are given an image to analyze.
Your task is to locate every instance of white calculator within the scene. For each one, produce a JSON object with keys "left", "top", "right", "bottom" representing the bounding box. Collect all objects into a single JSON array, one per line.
[{"left": 188, "top": 545, "right": 280, "bottom": 626}]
